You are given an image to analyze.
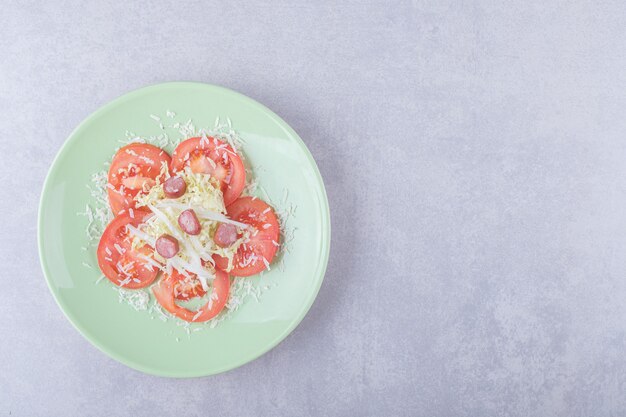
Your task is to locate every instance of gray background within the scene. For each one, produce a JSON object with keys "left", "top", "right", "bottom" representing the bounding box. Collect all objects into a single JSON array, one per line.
[{"left": 2, "top": 1, "right": 626, "bottom": 416}]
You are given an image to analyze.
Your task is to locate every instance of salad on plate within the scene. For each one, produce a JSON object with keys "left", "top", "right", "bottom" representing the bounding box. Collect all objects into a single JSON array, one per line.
[{"left": 94, "top": 125, "right": 282, "bottom": 324}]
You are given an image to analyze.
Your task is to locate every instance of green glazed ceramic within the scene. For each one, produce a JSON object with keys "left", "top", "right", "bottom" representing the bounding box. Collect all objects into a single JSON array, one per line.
[{"left": 38, "top": 82, "right": 330, "bottom": 377}]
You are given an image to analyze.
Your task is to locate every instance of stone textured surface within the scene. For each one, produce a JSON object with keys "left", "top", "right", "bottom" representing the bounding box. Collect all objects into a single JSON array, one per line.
[{"left": 2, "top": 1, "right": 626, "bottom": 416}]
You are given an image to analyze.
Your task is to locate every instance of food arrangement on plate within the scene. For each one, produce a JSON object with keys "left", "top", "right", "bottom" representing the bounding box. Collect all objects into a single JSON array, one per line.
[
  {"left": 39, "top": 83, "right": 329, "bottom": 376},
  {"left": 37, "top": 82, "right": 330, "bottom": 377},
  {"left": 89, "top": 115, "right": 288, "bottom": 325}
]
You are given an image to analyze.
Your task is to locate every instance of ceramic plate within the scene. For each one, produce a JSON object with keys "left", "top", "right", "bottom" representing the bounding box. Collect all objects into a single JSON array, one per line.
[{"left": 38, "top": 82, "right": 330, "bottom": 377}]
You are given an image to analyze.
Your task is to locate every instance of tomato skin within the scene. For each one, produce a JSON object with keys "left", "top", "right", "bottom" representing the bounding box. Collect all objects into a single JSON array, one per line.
[
  {"left": 213, "top": 197, "right": 280, "bottom": 277},
  {"left": 96, "top": 211, "right": 159, "bottom": 289},
  {"left": 170, "top": 137, "right": 245, "bottom": 206},
  {"left": 107, "top": 143, "right": 171, "bottom": 216},
  {"left": 152, "top": 268, "right": 230, "bottom": 322}
]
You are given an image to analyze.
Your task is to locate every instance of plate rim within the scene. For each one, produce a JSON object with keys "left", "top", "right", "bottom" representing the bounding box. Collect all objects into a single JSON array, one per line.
[{"left": 37, "top": 81, "right": 331, "bottom": 377}]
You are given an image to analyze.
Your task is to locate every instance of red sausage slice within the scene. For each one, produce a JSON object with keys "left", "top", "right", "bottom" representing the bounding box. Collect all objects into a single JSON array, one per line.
[
  {"left": 214, "top": 223, "right": 238, "bottom": 247},
  {"left": 178, "top": 209, "right": 201, "bottom": 235},
  {"left": 163, "top": 176, "right": 187, "bottom": 198},
  {"left": 156, "top": 234, "right": 179, "bottom": 258}
]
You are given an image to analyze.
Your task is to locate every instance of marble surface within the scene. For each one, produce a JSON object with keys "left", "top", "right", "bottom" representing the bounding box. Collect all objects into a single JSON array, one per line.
[{"left": 2, "top": 1, "right": 626, "bottom": 416}]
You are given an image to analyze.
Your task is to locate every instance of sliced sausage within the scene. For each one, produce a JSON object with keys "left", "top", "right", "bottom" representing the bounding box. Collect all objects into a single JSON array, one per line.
[
  {"left": 214, "top": 223, "right": 238, "bottom": 248},
  {"left": 163, "top": 176, "right": 187, "bottom": 198},
  {"left": 178, "top": 209, "right": 201, "bottom": 235},
  {"left": 156, "top": 234, "right": 179, "bottom": 258}
]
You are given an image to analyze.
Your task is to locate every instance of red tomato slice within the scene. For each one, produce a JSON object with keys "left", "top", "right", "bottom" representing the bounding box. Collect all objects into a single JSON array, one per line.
[
  {"left": 170, "top": 137, "right": 245, "bottom": 206},
  {"left": 107, "top": 143, "right": 171, "bottom": 216},
  {"left": 97, "top": 211, "right": 159, "bottom": 289},
  {"left": 167, "top": 268, "right": 208, "bottom": 301},
  {"left": 152, "top": 268, "right": 230, "bottom": 322},
  {"left": 213, "top": 197, "right": 280, "bottom": 277}
]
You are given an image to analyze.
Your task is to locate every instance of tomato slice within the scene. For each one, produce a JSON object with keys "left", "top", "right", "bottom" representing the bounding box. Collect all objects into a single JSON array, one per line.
[
  {"left": 167, "top": 268, "right": 208, "bottom": 301},
  {"left": 96, "top": 211, "right": 159, "bottom": 289},
  {"left": 213, "top": 197, "right": 280, "bottom": 277},
  {"left": 170, "top": 137, "right": 245, "bottom": 206},
  {"left": 152, "top": 268, "right": 230, "bottom": 322},
  {"left": 108, "top": 143, "right": 171, "bottom": 216}
]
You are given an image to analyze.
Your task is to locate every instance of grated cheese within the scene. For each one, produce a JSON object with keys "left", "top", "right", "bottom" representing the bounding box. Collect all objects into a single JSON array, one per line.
[
  {"left": 192, "top": 310, "right": 202, "bottom": 322},
  {"left": 113, "top": 243, "right": 125, "bottom": 255},
  {"left": 262, "top": 257, "right": 270, "bottom": 271},
  {"left": 118, "top": 288, "right": 150, "bottom": 311}
]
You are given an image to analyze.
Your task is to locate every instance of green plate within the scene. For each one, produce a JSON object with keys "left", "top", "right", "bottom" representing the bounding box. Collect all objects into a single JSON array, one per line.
[{"left": 38, "top": 82, "right": 330, "bottom": 377}]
